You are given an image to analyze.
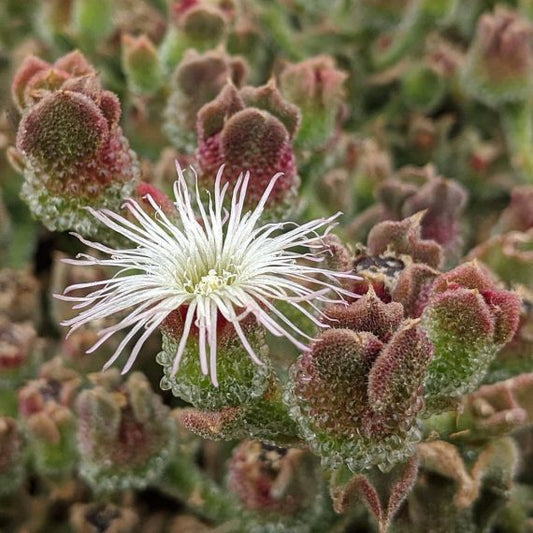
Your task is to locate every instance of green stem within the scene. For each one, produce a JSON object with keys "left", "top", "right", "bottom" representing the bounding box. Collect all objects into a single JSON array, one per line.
[
  {"left": 0, "top": 388, "right": 18, "bottom": 417},
  {"left": 260, "top": 4, "right": 305, "bottom": 61},
  {"left": 371, "top": 0, "right": 455, "bottom": 70},
  {"left": 371, "top": 0, "right": 431, "bottom": 71},
  {"left": 500, "top": 100, "right": 533, "bottom": 183},
  {"left": 157, "top": 452, "right": 245, "bottom": 525},
  {"left": 422, "top": 411, "right": 461, "bottom": 440}
]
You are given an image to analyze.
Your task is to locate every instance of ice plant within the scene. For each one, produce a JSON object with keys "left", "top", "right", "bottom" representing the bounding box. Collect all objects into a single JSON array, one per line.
[{"left": 58, "top": 164, "right": 356, "bottom": 386}]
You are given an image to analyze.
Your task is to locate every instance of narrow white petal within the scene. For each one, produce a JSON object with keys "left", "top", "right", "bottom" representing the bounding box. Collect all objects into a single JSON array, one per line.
[{"left": 57, "top": 164, "right": 359, "bottom": 384}]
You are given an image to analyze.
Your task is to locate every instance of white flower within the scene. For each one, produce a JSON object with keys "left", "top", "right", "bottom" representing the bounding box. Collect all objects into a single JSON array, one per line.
[{"left": 58, "top": 164, "right": 358, "bottom": 386}]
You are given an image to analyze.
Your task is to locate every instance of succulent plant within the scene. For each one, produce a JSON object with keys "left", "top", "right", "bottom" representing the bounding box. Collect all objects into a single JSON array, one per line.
[
  {"left": 1, "top": 1, "right": 531, "bottom": 531},
  {"left": 10, "top": 51, "right": 140, "bottom": 238}
]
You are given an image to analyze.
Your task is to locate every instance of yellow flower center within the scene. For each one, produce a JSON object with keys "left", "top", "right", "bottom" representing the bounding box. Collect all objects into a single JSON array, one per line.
[{"left": 186, "top": 268, "right": 236, "bottom": 296}]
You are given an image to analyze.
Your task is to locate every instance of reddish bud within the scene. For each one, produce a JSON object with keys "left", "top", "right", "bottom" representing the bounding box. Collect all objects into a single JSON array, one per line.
[
  {"left": 54, "top": 50, "right": 96, "bottom": 77},
  {"left": 392, "top": 263, "right": 440, "bottom": 318},
  {"left": 18, "top": 357, "right": 81, "bottom": 475},
  {"left": 12, "top": 52, "right": 140, "bottom": 237},
  {"left": 496, "top": 185, "right": 533, "bottom": 232},
  {"left": 377, "top": 166, "right": 467, "bottom": 261},
  {"left": 462, "top": 7, "right": 533, "bottom": 105},
  {"left": 11, "top": 55, "right": 50, "bottom": 112},
  {"left": 290, "top": 306, "right": 432, "bottom": 470},
  {"left": 368, "top": 212, "right": 444, "bottom": 269},
  {"left": 240, "top": 83, "right": 301, "bottom": 138},
  {"left": 0, "top": 269, "right": 39, "bottom": 322},
  {"left": 196, "top": 82, "right": 300, "bottom": 213},
  {"left": 134, "top": 182, "right": 177, "bottom": 218},
  {"left": 280, "top": 55, "right": 347, "bottom": 149},
  {"left": 76, "top": 371, "right": 175, "bottom": 491},
  {"left": 228, "top": 440, "right": 322, "bottom": 516},
  {"left": 432, "top": 261, "right": 497, "bottom": 294},
  {"left": 325, "top": 289, "right": 404, "bottom": 342},
  {"left": 165, "top": 49, "right": 248, "bottom": 152},
  {"left": 0, "top": 417, "right": 25, "bottom": 495},
  {"left": 0, "top": 317, "right": 38, "bottom": 386},
  {"left": 482, "top": 289, "right": 522, "bottom": 345},
  {"left": 318, "top": 234, "right": 353, "bottom": 277},
  {"left": 281, "top": 55, "right": 346, "bottom": 111},
  {"left": 11, "top": 50, "right": 96, "bottom": 113},
  {"left": 17, "top": 90, "right": 109, "bottom": 170},
  {"left": 368, "top": 320, "right": 433, "bottom": 420},
  {"left": 423, "top": 262, "right": 521, "bottom": 410}
]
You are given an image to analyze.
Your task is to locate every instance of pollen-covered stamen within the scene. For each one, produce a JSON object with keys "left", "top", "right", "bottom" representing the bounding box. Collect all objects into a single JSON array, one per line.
[{"left": 183, "top": 268, "right": 238, "bottom": 296}]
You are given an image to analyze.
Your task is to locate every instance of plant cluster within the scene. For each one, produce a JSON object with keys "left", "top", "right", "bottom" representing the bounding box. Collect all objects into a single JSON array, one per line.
[{"left": 0, "top": 0, "right": 532, "bottom": 531}]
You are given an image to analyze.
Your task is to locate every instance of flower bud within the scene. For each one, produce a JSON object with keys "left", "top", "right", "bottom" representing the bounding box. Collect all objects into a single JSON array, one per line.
[
  {"left": 487, "top": 289, "right": 532, "bottom": 382},
  {"left": 227, "top": 440, "right": 324, "bottom": 524},
  {"left": 196, "top": 82, "right": 301, "bottom": 217},
  {"left": 325, "top": 288, "right": 404, "bottom": 342},
  {"left": 392, "top": 263, "right": 439, "bottom": 318},
  {"left": 319, "top": 234, "right": 353, "bottom": 274},
  {"left": 121, "top": 34, "right": 161, "bottom": 95},
  {"left": 288, "top": 291, "right": 433, "bottom": 472},
  {"left": 495, "top": 185, "right": 533, "bottom": 233},
  {"left": 159, "top": 0, "right": 233, "bottom": 75},
  {"left": 11, "top": 51, "right": 94, "bottom": 113},
  {"left": 0, "top": 268, "right": 39, "bottom": 322},
  {"left": 180, "top": 4, "right": 228, "bottom": 43},
  {"left": 377, "top": 166, "right": 468, "bottom": 262},
  {"left": 164, "top": 49, "right": 248, "bottom": 153},
  {"left": 462, "top": 7, "right": 533, "bottom": 106},
  {"left": 422, "top": 262, "right": 521, "bottom": 411},
  {"left": 368, "top": 212, "right": 444, "bottom": 269},
  {"left": 11, "top": 55, "right": 52, "bottom": 112},
  {"left": 0, "top": 417, "right": 25, "bottom": 496},
  {"left": 468, "top": 230, "right": 533, "bottom": 287},
  {"left": 72, "top": 0, "right": 114, "bottom": 46},
  {"left": 280, "top": 55, "right": 347, "bottom": 149},
  {"left": 76, "top": 370, "right": 175, "bottom": 492},
  {"left": 12, "top": 52, "right": 140, "bottom": 238},
  {"left": 133, "top": 182, "right": 177, "bottom": 219},
  {"left": 18, "top": 357, "right": 81, "bottom": 477},
  {"left": 0, "top": 317, "right": 39, "bottom": 390}
]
